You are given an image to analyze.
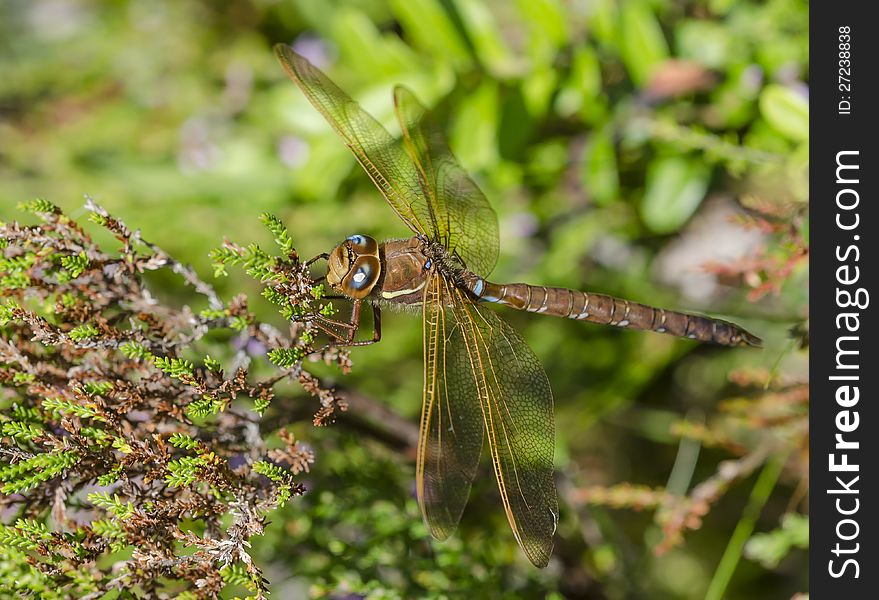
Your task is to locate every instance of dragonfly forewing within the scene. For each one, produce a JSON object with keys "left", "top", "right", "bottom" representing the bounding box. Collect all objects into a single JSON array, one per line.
[
  {"left": 417, "top": 273, "right": 485, "bottom": 539},
  {"left": 393, "top": 87, "right": 499, "bottom": 277},
  {"left": 446, "top": 280, "right": 559, "bottom": 567},
  {"left": 274, "top": 44, "right": 437, "bottom": 238}
]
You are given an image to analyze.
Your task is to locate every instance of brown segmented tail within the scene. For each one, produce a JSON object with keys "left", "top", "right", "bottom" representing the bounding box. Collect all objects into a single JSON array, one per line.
[{"left": 463, "top": 276, "right": 761, "bottom": 347}]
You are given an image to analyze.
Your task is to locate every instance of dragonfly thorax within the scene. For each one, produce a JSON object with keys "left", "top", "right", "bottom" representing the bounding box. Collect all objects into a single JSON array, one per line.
[{"left": 326, "top": 234, "right": 381, "bottom": 300}]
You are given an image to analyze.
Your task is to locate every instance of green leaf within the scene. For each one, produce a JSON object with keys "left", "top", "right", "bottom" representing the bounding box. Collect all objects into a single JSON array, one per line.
[
  {"left": 60, "top": 251, "right": 89, "bottom": 278},
  {"left": 186, "top": 394, "right": 227, "bottom": 419},
  {"left": 267, "top": 347, "right": 305, "bottom": 368},
  {"left": 1, "top": 421, "right": 44, "bottom": 441},
  {"left": 87, "top": 492, "right": 134, "bottom": 519},
  {"left": 639, "top": 157, "right": 710, "bottom": 234},
  {"left": 588, "top": 0, "right": 618, "bottom": 48},
  {"left": 17, "top": 199, "right": 59, "bottom": 215},
  {"left": 203, "top": 355, "right": 222, "bottom": 373},
  {"left": 521, "top": 66, "right": 557, "bottom": 118},
  {"left": 450, "top": 0, "right": 517, "bottom": 76},
  {"left": 152, "top": 356, "right": 194, "bottom": 381},
  {"left": 165, "top": 455, "right": 206, "bottom": 488},
  {"left": 744, "top": 513, "right": 809, "bottom": 568},
  {"left": 119, "top": 341, "right": 152, "bottom": 360},
  {"left": 0, "top": 299, "right": 20, "bottom": 325},
  {"left": 253, "top": 460, "right": 288, "bottom": 482},
  {"left": 516, "top": 0, "right": 568, "bottom": 47},
  {"left": 619, "top": 1, "right": 669, "bottom": 87},
  {"left": 169, "top": 432, "right": 200, "bottom": 450},
  {"left": 97, "top": 465, "right": 124, "bottom": 487},
  {"left": 259, "top": 213, "right": 296, "bottom": 255},
  {"left": 555, "top": 46, "right": 604, "bottom": 121},
  {"left": 582, "top": 127, "right": 619, "bottom": 206},
  {"left": 451, "top": 81, "right": 499, "bottom": 170},
  {"left": 42, "top": 397, "right": 106, "bottom": 422},
  {"left": 676, "top": 20, "right": 738, "bottom": 69},
  {"left": 69, "top": 323, "right": 100, "bottom": 341},
  {"left": 759, "top": 84, "right": 809, "bottom": 141},
  {"left": 389, "top": 0, "right": 471, "bottom": 67}
]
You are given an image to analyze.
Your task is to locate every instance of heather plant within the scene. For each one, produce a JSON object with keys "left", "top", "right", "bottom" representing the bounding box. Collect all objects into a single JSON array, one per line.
[{"left": 0, "top": 200, "right": 347, "bottom": 598}]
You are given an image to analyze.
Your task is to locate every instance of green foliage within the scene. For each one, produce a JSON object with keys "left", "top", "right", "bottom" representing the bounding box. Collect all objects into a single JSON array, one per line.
[
  {"left": 168, "top": 432, "right": 201, "bottom": 450},
  {"left": 165, "top": 455, "right": 209, "bottom": 488},
  {"left": 16, "top": 199, "right": 59, "bottom": 216},
  {"left": 153, "top": 355, "right": 195, "bottom": 382},
  {"left": 0, "top": 252, "right": 36, "bottom": 289},
  {"left": 210, "top": 243, "right": 275, "bottom": 282},
  {"left": 82, "top": 381, "right": 114, "bottom": 396},
  {"left": 87, "top": 492, "right": 134, "bottom": 520},
  {"left": 0, "top": 300, "right": 19, "bottom": 325},
  {"left": 253, "top": 460, "right": 296, "bottom": 508},
  {"left": 119, "top": 340, "right": 151, "bottom": 360},
  {"left": 1, "top": 420, "right": 44, "bottom": 441},
  {"left": 253, "top": 397, "right": 272, "bottom": 416},
  {"left": 745, "top": 513, "right": 809, "bottom": 568},
  {"left": 222, "top": 563, "right": 258, "bottom": 590},
  {"left": 0, "top": 450, "right": 80, "bottom": 494},
  {"left": 0, "top": 519, "right": 52, "bottom": 550},
  {"left": 68, "top": 323, "right": 100, "bottom": 341},
  {"left": 96, "top": 464, "right": 124, "bottom": 487},
  {"left": 268, "top": 347, "right": 305, "bottom": 368},
  {"left": 91, "top": 519, "right": 127, "bottom": 551},
  {"left": 639, "top": 157, "right": 712, "bottom": 234},
  {"left": 60, "top": 251, "right": 89, "bottom": 279},
  {"left": 41, "top": 397, "right": 106, "bottom": 422},
  {"left": 185, "top": 394, "right": 228, "bottom": 419},
  {"left": 260, "top": 212, "right": 297, "bottom": 255},
  {"left": 619, "top": 1, "right": 669, "bottom": 86},
  {"left": 203, "top": 354, "right": 223, "bottom": 373},
  {"left": 759, "top": 84, "right": 810, "bottom": 141},
  {"left": 252, "top": 460, "right": 290, "bottom": 483}
]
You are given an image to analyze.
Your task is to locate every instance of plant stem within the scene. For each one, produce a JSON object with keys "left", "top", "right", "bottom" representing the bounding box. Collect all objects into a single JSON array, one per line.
[{"left": 704, "top": 454, "right": 787, "bottom": 600}]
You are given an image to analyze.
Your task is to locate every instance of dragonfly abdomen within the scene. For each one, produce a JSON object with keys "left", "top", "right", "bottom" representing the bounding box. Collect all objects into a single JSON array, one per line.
[{"left": 464, "top": 277, "right": 760, "bottom": 347}]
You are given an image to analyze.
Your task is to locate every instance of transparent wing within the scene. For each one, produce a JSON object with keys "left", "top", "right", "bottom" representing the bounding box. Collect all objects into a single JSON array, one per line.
[
  {"left": 445, "top": 279, "right": 558, "bottom": 567},
  {"left": 417, "top": 272, "right": 485, "bottom": 539},
  {"left": 394, "top": 86, "right": 500, "bottom": 277},
  {"left": 274, "top": 44, "right": 437, "bottom": 237}
]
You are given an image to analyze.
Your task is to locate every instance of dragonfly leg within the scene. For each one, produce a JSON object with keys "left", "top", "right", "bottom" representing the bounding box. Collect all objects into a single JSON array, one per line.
[
  {"left": 339, "top": 300, "right": 381, "bottom": 347},
  {"left": 369, "top": 303, "right": 382, "bottom": 343},
  {"left": 313, "top": 300, "right": 381, "bottom": 348},
  {"left": 305, "top": 252, "right": 330, "bottom": 267}
]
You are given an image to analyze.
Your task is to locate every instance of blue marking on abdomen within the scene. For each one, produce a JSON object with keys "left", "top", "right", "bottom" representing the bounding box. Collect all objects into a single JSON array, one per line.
[{"left": 471, "top": 278, "right": 500, "bottom": 303}]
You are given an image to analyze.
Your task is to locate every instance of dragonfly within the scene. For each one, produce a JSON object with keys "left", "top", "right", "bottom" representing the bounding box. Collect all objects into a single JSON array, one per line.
[{"left": 274, "top": 44, "right": 761, "bottom": 567}]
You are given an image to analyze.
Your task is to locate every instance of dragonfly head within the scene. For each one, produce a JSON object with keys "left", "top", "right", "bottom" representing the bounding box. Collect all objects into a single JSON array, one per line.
[{"left": 326, "top": 234, "right": 382, "bottom": 300}]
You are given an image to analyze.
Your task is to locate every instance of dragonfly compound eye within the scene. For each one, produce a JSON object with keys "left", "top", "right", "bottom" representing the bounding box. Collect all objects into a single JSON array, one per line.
[
  {"left": 342, "top": 255, "right": 381, "bottom": 299},
  {"left": 346, "top": 234, "right": 378, "bottom": 255}
]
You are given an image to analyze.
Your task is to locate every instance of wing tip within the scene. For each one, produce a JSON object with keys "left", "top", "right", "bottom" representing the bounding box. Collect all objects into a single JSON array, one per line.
[
  {"left": 273, "top": 43, "right": 303, "bottom": 80},
  {"left": 273, "top": 42, "right": 293, "bottom": 61},
  {"left": 528, "top": 551, "right": 551, "bottom": 569},
  {"left": 392, "top": 84, "right": 426, "bottom": 114}
]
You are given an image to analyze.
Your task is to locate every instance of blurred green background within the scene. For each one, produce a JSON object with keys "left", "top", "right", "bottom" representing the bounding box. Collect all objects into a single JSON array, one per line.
[{"left": 0, "top": 0, "right": 808, "bottom": 598}]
